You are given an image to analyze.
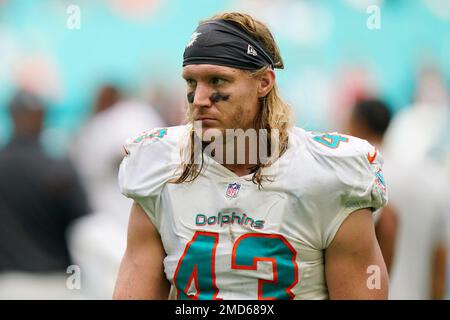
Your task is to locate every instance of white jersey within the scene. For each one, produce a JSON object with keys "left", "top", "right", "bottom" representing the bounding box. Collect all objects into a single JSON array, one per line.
[{"left": 118, "top": 125, "right": 387, "bottom": 300}]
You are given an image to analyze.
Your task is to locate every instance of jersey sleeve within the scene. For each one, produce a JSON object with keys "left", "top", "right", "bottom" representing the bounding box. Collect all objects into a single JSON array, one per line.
[
  {"left": 118, "top": 127, "right": 181, "bottom": 227},
  {"left": 305, "top": 132, "right": 388, "bottom": 249}
]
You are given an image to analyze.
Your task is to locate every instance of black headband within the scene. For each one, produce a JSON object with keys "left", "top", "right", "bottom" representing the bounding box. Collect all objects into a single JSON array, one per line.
[{"left": 183, "top": 19, "right": 276, "bottom": 71}]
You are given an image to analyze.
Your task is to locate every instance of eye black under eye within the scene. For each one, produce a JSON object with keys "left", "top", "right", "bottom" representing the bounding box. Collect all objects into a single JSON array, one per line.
[
  {"left": 210, "top": 92, "right": 230, "bottom": 103},
  {"left": 187, "top": 92, "right": 195, "bottom": 103}
]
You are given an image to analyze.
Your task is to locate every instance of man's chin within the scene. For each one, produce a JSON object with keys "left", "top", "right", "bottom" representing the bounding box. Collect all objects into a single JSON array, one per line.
[{"left": 198, "top": 119, "right": 220, "bottom": 127}]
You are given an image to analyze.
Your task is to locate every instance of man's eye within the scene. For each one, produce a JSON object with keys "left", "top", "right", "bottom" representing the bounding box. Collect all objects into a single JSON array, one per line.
[
  {"left": 186, "top": 79, "right": 197, "bottom": 87},
  {"left": 211, "top": 77, "right": 225, "bottom": 86}
]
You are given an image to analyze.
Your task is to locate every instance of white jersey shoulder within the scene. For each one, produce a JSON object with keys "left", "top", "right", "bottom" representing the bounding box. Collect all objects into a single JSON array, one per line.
[
  {"left": 299, "top": 128, "right": 377, "bottom": 159},
  {"left": 288, "top": 127, "right": 388, "bottom": 247},
  {"left": 291, "top": 127, "right": 383, "bottom": 173},
  {"left": 118, "top": 125, "right": 187, "bottom": 219}
]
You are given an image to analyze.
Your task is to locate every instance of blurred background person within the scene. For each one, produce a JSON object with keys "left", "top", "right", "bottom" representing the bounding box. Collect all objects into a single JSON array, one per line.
[
  {"left": 67, "top": 84, "right": 165, "bottom": 299},
  {"left": 0, "top": 90, "right": 89, "bottom": 299},
  {"left": 348, "top": 97, "right": 449, "bottom": 299},
  {"left": 384, "top": 66, "right": 450, "bottom": 172},
  {"left": 382, "top": 66, "right": 450, "bottom": 300},
  {"left": 386, "top": 146, "right": 449, "bottom": 300},
  {"left": 346, "top": 98, "right": 398, "bottom": 273},
  {"left": 145, "top": 84, "right": 186, "bottom": 127}
]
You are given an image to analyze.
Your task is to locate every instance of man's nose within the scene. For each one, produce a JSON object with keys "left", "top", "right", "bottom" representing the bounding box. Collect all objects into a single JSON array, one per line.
[{"left": 192, "top": 84, "right": 212, "bottom": 108}]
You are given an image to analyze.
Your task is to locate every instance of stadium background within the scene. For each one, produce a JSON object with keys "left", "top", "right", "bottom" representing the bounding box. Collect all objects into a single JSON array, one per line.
[{"left": 0, "top": 0, "right": 449, "bottom": 299}]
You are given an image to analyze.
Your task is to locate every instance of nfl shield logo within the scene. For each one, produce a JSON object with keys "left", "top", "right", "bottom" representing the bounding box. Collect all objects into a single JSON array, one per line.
[{"left": 226, "top": 183, "right": 241, "bottom": 198}]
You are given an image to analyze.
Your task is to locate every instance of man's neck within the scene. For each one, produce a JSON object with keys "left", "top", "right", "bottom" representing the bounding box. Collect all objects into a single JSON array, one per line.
[
  {"left": 199, "top": 126, "right": 282, "bottom": 176},
  {"left": 202, "top": 131, "right": 261, "bottom": 176}
]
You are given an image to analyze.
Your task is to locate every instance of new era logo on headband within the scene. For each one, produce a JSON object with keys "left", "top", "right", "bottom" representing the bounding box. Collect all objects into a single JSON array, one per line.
[{"left": 247, "top": 44, "right": 257, "bottom": 56}]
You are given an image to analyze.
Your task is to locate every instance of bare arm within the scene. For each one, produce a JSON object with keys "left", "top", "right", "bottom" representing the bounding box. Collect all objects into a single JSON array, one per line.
[
  {"left": 325, "top": 209, "right": 389, "bottom": 299},
  {"left": 113, "top": 201, "right": 170, "bottom": 299},
  {"left": 375, "top": 205, "right": 398, "bottom": 273},
  {"left": 431, "top": 244, "right": 447, "bottom": 300}
]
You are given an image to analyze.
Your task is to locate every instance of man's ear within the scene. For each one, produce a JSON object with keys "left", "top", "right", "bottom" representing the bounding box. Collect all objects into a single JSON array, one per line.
[{"left": 257, "top": 69, "right": 275, "bottom": 98}]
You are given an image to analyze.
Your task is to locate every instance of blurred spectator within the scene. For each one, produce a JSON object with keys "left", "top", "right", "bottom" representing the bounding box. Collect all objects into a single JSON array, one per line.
[
  {"left": 384, "top": 66, "right": 450, "bottom": 169},
  {"left": 93, "top": 84, "right": 122, "bottom": 115},
  {"left": 350, "top": 97, "right": 449, "bottom": 299},
  {"left": 382, "top": 67, "right": 450, "bottom": 300},
  {"left": 67, "top": 84, "right": 165, "bottom": 298},
  {"left": 386, "top": 157, "right": 449, "bottom": 300},
  {"left": 0, "top": 90, "right": 89, "bottom": 299},
  {"left": 146, "top": 84, "right": 186, "bottom": 126},
  {"left": 347, "top": 98, "right": 398, "bottom": 273}
]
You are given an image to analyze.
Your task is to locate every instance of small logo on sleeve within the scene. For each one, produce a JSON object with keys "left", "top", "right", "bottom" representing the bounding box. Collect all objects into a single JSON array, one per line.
[
  {"left": 367, "top": 148, "right": 378, "bottom": 164},
  {"left": 133, "top": 128, "right": 167, "bottom": 143},
  {"left": 375, "top": 169, "right": 386, "bottom": 192}
]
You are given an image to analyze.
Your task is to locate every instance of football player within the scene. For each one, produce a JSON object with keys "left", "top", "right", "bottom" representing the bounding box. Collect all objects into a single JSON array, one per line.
[{"left": 113, "top": 12, "right": 388, "bottom": 300}]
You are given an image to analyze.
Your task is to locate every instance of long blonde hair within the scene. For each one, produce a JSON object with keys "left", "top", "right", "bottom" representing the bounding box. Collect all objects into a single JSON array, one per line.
[{"left": 173, "top": 12, "right": 294, "bottom": 188}]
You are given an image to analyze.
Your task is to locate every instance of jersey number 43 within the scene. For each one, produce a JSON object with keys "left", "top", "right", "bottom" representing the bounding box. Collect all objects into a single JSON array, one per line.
[{"left": 173, "top": 231, "right": 299, "bottom": 300}]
